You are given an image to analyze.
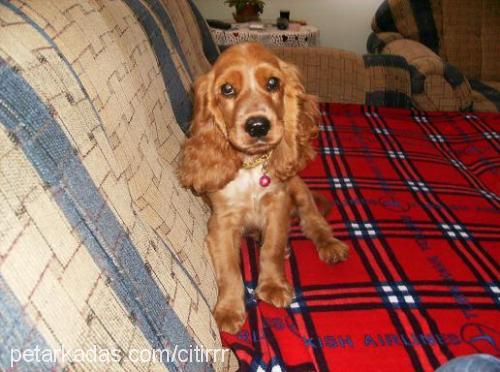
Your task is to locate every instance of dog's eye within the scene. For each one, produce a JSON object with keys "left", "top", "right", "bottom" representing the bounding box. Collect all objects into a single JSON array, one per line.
[
  {"left": 221, "top": 83, "right": 236, "bottom": 97},
  {"left": 266, "top": 77, "right": 280, "bottom": 92}
]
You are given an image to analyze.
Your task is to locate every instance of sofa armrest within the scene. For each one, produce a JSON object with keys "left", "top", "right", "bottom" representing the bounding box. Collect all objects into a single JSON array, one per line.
[
  {"left": 272, "top": 46, "right": 411, "bottom": 108},
  {"left": 272, "top": 47, "right": 367, "bottom": 103},
  {"left": 367, "top": 32, "right": 404, "bottom": 54},
  {"left": 381, "top": 39, "right": 473, "bottom": 111},
  {"left": 362, "top": 54, "right": 412, "bottom": 108}
]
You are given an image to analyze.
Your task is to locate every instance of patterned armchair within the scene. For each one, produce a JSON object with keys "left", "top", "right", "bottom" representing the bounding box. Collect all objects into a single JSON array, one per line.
[
  {"left": 368, "top": 0, "right": 500, "bottom": 112},
  {"left": 0, "top": 0, "right": 236, "bottom": 370}
]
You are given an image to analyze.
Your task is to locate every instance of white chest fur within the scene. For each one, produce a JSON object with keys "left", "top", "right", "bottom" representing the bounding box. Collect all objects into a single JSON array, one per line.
[
  {"left": 218, "top": 166, "right": 280, "bottom": 227},
  {"left": 223, "top": 166, "right": 274, "bottom": 203}
]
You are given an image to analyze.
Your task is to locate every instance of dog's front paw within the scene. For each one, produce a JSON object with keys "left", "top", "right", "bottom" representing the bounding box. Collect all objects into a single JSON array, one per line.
[
  {"left": 318, "top": 238, "right": 349, "bottom": 264},
  {"left": 256, "top": 280, "right": 293, "bottom": 308},
  {"left": 214, "top": 305, "right": 246, "bottom": 334}
]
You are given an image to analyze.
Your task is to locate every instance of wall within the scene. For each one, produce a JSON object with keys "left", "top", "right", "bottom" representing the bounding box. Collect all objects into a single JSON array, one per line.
[{"left": 193, "top": 0, "right": 384, "bottom": 54}]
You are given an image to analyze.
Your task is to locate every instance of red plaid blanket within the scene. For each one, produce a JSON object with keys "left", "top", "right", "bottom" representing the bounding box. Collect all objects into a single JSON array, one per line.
[{"left": 222, "top": 103, "right": 500, "bottom": 372}]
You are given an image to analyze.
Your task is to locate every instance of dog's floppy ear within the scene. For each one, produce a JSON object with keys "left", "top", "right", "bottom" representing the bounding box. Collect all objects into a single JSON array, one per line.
[
  {"left": 178, "top": 73, "right": 241, "bottom": 194},
  {"left": 268, "top": 60, "right": 319, "bottom": 181}
]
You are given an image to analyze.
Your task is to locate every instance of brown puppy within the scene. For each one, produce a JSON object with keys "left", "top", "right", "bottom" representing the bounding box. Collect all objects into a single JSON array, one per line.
[{"left": 178, "top": 43, "right": 348, "bottom": 334}]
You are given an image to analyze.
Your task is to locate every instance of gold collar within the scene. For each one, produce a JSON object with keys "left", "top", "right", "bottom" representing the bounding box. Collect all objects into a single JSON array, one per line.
[{"left": 242, "top": 151, "right": 272, "bottom": 169}]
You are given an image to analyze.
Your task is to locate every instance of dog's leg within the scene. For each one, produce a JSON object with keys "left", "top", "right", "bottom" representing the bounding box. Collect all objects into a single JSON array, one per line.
[
  {"left": 255, "top": 192, "right": 294, "bottom": 307},
  {"left": 289, "top": 176, "right": 349, "bottom": 264},
  {"left": 207, "top": 213, "right": 245, "bottom": 334}
]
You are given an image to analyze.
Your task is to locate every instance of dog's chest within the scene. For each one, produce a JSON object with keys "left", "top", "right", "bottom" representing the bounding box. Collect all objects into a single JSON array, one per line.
[
  {"left": 221, "top": 166, "right": 278, "bottom": 224},
  {"left": 223, "top": 166, "right": 275, "bottom": 203}
]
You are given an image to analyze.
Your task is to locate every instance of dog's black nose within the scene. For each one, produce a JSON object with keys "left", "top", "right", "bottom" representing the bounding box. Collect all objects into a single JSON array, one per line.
[{"left": 245, "top": 116, "right": 270, "bottom": 138}]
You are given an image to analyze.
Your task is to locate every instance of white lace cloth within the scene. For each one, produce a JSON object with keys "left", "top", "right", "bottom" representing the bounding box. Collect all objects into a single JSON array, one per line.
[{"left": 210, "top": 22, "right": 320, "bottom": 48}]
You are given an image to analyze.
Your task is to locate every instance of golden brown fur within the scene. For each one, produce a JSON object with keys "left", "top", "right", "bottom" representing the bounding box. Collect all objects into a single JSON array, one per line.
[{"left": 178, "top": 43, "right": 348, "bottom": 334}]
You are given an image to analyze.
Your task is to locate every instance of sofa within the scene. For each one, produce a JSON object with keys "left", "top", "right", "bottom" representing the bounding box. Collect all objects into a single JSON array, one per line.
[
  {"left": 0, "top": 0, "right": 235, "bottom": 370},
  {"left": 0, "top": 0, "right": 417, "bottom": 370},
  {"left": 368, "top": 0, "right": 500, "bottom": 112},
  {"left": 1, "top": 0, "right": 498, "bottom": 371}
]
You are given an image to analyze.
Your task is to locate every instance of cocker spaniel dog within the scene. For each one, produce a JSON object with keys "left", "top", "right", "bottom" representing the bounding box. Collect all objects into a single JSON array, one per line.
[{"left": 178, "top": 43, "right": 348, "bottom": 334}]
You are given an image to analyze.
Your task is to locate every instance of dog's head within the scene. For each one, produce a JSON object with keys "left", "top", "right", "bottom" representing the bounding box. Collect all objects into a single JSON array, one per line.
[{"left": 178, "top": 42, "right": 319, "bottom": 193}]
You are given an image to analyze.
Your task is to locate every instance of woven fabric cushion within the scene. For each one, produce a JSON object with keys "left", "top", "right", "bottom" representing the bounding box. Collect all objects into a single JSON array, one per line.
[
  {"left": 372, "top": 0, "right": 442, "bottom": 56},
  {"left": 478, "top": 0, "right": 500, "bottom": 81},
  {"left": 470, "top": 81, "right": 500, "bottom": 113},
  {"left": 0, "top": 1, "right": 236, "bottom": 370},
  {"left": 273, "top": 47, "right": 412, "bottom": 109},
  {"left": 372, "top": 0, "right": 500, "bottom": 82},
  {"left": 161, "top": 0, "right": 219, "bottom": 78},
  {"left": 441, "top": 0, "right": 500, "bottom": 81},
  {"left": 441, "top": 0, "right": 482, "bottom": 80}
]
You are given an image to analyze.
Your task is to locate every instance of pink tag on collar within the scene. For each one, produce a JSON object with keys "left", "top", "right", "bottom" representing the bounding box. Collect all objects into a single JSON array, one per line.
[{"left": 259, "top": 174, "right": 271, "bottom": 187}]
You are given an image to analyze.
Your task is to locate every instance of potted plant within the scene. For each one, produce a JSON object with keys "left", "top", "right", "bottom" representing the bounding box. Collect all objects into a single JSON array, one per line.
[{"left": 224, "top": 0, "right": 265, "bottom": 23}]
